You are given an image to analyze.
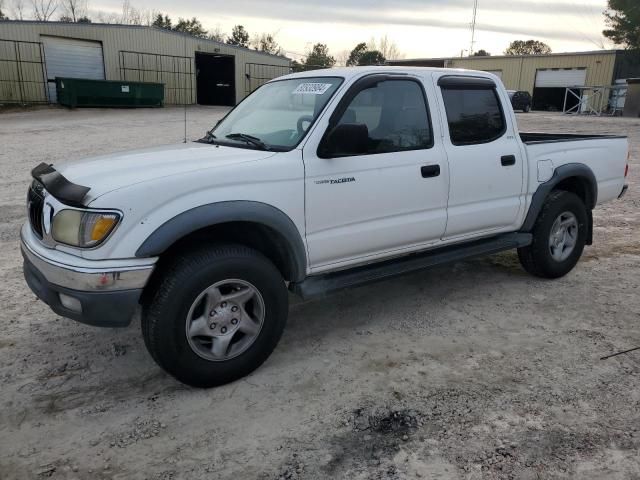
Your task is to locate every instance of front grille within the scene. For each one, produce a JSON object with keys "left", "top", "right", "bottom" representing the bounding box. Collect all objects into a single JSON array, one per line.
[{"left": 27, "top": 181, "right": 45, "bottom": 239}]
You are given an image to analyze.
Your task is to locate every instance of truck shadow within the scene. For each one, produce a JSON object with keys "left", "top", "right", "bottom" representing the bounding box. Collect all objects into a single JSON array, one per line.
[
  {"left": 284, "top": 251, "right": 526, "bottom": 344},
  {"left": 13, "top": 251, "right": 527, "bottom": 418}
]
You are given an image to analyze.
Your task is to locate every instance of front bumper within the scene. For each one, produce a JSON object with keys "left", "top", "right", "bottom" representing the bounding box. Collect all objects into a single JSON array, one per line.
[{"left": 21, "top": 229, "right": 155, "bottom": 327}]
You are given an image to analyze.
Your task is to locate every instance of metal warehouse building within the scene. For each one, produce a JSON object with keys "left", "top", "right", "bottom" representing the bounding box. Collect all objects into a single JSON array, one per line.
[
  {"left": 0, "top": 21, "right": 290, "bottom": 106},
  {"left": 389, "top": 50, "right": 640, "bottom": 112}
]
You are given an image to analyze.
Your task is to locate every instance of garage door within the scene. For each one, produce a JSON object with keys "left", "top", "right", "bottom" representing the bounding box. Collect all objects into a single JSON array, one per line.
[
  {"left": 535, "top": 68, "right": 586, "bottom": 88},
  {"left": 42, "top": 36, "right": 105, "bottom": 102}
]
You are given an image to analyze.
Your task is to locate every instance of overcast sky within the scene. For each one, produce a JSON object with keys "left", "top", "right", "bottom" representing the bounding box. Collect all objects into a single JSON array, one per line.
[{"left": 92, "top": 0, "right": 612, "bottom": 60}]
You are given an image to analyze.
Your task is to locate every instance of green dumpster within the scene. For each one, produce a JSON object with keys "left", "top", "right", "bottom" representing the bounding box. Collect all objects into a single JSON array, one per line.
[{"left": 56, "top": 78, "right": 164, "bottom": 108}]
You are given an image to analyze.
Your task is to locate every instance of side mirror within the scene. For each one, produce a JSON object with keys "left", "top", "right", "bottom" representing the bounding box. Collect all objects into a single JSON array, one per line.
[{"left": 319, "top": 123, "right": 369, "bottom": 158}]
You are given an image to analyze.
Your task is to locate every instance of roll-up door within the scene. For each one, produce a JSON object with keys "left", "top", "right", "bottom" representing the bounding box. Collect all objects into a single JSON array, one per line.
[
  {"left": 535, "top": 68, "right": 586, "bottom": 88},
  {"left": 42, "top": 36, "right": 105, "bottom": 102}
]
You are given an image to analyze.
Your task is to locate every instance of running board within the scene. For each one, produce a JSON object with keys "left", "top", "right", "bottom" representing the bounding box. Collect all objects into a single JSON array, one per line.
[{"left": 290, "top": 233, "right": 532, "bottom": 300}]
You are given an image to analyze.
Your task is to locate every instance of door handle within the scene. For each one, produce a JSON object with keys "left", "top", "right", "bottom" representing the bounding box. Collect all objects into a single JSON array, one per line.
[
  {"left": 421, "top": 165, "right": 440, "bottom": 178},
  {"left": 501, "top": 155, "right": 516, "bottom": 166}
]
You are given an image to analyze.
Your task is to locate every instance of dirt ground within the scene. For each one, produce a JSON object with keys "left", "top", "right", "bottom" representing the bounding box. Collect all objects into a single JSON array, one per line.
[{"left": 0, "top": 106, "right": 639, "bottom": 480}]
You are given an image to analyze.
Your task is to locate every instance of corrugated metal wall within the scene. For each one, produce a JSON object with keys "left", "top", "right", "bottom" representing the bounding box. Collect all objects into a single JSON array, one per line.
[
  {"left": 447, "top": 52, "right": 617, "bottom": 93},
  {"left": 0, "top": 21, "right": 290, "bottom": 104},
  {"left": 388, "top": 51, "right": 618, "bottom": 109}
]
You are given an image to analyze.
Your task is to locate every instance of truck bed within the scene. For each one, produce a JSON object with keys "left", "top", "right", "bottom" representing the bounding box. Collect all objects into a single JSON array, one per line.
[
  {"left": 520, "top": 132, "right": 627, "bottom": 144},
  {"left": 522, "top": 132, "right": 628, "bottom": 207}
]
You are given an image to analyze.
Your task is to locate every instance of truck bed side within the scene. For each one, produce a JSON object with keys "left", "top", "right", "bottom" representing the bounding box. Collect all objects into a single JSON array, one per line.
[{"left": 522, "top": 135, "right": 628, "bottom": 207}]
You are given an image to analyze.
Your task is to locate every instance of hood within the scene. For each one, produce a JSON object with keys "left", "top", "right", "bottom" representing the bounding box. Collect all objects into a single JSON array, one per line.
[{"left": 54, "top": 143, "right": 276, "bottom": 203}]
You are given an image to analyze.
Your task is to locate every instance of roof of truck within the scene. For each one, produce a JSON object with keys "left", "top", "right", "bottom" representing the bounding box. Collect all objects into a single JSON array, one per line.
[{"left": 280, "top": 66, "right": 497, "bottom": 81}]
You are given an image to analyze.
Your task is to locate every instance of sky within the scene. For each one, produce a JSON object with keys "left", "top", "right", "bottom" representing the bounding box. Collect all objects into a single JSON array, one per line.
[{"left": 90, "top": 0, "right": 613, "bottom": 61}]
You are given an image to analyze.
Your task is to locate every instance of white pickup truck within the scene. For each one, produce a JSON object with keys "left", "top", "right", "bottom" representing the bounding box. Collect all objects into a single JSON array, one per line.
[{"left": 22, "top": 67, "right": 629, "bottom": 387}]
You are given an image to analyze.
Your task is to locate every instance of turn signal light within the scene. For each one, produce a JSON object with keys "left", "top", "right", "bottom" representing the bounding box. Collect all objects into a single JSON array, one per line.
[{"left": 91, "top": 216, "right": 118, "bottom": 241}]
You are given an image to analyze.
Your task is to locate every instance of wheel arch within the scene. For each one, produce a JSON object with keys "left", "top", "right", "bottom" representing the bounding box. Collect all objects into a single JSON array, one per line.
[
  {"left": 136, "top": 201, "right": 307, "bottom": 283},
  {"left": 521, "top": 163, "right": 597, "bottom": 243}
]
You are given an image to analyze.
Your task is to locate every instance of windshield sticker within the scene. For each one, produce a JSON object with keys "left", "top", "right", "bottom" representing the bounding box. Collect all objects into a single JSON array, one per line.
[{"left": 292, "top": 83, "right": 333, "bottom": 95}]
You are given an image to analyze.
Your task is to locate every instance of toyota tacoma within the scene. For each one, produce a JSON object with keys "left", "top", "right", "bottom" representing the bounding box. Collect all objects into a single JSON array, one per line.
[{"left": 22, "top": 67, "right": 630, "bottom": 387}]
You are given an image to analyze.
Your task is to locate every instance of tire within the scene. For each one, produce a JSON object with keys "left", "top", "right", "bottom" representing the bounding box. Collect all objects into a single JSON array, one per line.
[
  {"left": 518, "top": 190, "right": 588, "bottom": 279},
  {"left": 523, "top": 105, "right": 531, "bottom": 113},
  {"left": 142, "top": 244, "right": 288, "bottom": 388}
]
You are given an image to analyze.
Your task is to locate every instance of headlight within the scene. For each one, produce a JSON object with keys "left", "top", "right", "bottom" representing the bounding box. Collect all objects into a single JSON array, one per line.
[{"left": 51, "top": 210, "right": 121, "bottom": 247}]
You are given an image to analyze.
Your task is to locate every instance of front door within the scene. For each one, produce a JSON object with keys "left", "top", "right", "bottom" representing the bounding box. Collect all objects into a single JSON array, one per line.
[{"left": 303, "top": 76, "right": 449, "bottom": 271}]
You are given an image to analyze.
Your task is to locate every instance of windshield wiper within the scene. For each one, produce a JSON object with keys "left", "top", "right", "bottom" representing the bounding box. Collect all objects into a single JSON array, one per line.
[
  {"left": 199, "top": 129, "right": 218, "bottom": 144},
  {"left": 225, "top": 133, "right": 272, "bottom": 151}
]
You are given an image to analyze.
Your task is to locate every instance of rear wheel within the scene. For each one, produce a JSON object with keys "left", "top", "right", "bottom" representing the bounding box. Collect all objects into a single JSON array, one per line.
[
  {"left": 523, "top": 105, "right": 531, "bottom": 113},
  {"left": 142, "top": 244, "right": 288, "bottom": 388},
  {"left": 518, "top": 191, "right": 588, "bottom": 278}
]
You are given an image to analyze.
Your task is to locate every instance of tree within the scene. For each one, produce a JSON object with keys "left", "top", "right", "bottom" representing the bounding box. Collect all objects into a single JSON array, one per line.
[
  {"left": 32, "top": 0, "right": 57, "bottom": 20},
  {"left": 95, "top": 10, "right": 118, "bottom": 23},
  {"left": 208, "top": 26, "right": 225, "bottom": 43},
  {"left": 505, "top": 40, "right": 551, "bottom": 55},
  {"left": 0, "top": 0, "right": 8, "bottom": 19},
  {"left": 304, "top": 43, "right": 335, "bottom": 69},
  {"left": 151, "top": 12, "right": 208, "bottom": 38},
  {"left": 174, "top": 17, "right": 208, "bottom": 38},
  {"left": 369, "top": 35, "right": 403, "bottom": 61},
  {"left": 120, "top": 0, "right": 143, "bottom": 25},
  {"left": 76, "top": 14, "right": 90, "bottom": 22},
  {"left": 227, "top": 25, "right": 250, "bottom": 48},
  {"left": 346, "top": 42, "right": 386, "bottom": 66},
  {"left": 603, "top": 0, "right": 640, "bottom": 50},
  {"left": 152, "top": 13, "right": 172, "bottom": 29},
  {"left": 358, "top": 50, "right": 385, "bottom": 65},
  {"left": 473, "top": 49, "right": 491, "bottom": 56},
  {"left": 346, "top": 42, "right": 367, "bottom": 66},
  {"left": 11, "top": 0, "right": 26, "bottom": 20},
  {"left": 252, "top": 33, "right": 282, "bottom": 55},
  {"left": 59, "top": 0, "right": 87, "bottom": 22},
  {"left": 291, "top": 59, "right": 305, "bottom": 73}
]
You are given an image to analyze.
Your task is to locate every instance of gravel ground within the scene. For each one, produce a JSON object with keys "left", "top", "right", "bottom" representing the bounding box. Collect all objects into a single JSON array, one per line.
[{"left": 0, "top": 106, "right": 639, "bottom": 480}]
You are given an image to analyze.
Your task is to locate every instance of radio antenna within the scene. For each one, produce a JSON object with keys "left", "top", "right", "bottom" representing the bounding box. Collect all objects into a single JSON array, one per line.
[
  {"left": 183, "top": 33, "right": 188, "bottom": 143},
  {"left": 470, "top": 0, "right": 478, "bottom": 56}
]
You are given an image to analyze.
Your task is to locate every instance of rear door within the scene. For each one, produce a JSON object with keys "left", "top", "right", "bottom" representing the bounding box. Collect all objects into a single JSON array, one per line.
[
  {"left": 303, "top": 74, "right": 449, "bottom": 270},
  {"left": 436, "top": 75, "right": 525, "bottom": 239}
]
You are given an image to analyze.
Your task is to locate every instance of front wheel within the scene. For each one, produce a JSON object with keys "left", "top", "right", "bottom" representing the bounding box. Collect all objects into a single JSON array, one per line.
[
  {"left": 523, "top": 105, "right": 531, "bottom": 113},
  {"left": 518, "top": 191, "right": 588, "bottom": 279},
  {"left": 142, "top": 244, "right": 288, "bottom": 388}
]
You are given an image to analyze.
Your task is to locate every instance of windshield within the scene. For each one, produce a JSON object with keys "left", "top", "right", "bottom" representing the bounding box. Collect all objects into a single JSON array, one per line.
[{"left": 209, "top": 77, "right": 343, "bottom": 151}]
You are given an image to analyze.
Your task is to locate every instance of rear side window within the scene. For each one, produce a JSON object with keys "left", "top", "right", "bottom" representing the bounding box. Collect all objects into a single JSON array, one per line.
[
  {"left": 441, "top": 87, "right": 506, "bottom": 145},
  {"left": 334, "top": 79, "right": 432, "bottom": 154}
]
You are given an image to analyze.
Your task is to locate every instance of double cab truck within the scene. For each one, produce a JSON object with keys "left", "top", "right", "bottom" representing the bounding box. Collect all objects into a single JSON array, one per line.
[{"left": 21, "top": 67, "right": 629, "bottom": 387}]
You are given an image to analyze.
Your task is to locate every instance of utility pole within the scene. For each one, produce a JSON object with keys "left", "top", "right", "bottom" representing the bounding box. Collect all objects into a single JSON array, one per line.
[{"left": 470, "top": 0, "right": 478, "bottom": 56}]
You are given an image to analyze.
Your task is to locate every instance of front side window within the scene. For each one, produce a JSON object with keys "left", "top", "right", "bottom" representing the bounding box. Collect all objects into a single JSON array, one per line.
[
  {"left": 210, "top": 77, "right": 343, "bottom": 151},
  {"left": 441, "top": 87, "right": 506, "bottom": 145},
  {"left": 332, "top": 79, "right": 432, "bottom": 155}
]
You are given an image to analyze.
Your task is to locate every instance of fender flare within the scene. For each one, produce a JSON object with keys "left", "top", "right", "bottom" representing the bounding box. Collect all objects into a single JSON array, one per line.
[
  {"left": 135, "top": 201, "right": 307, "bottom": 282},
  {"left": 521, "top": 163, "right": 597, "bottom": 233}
]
